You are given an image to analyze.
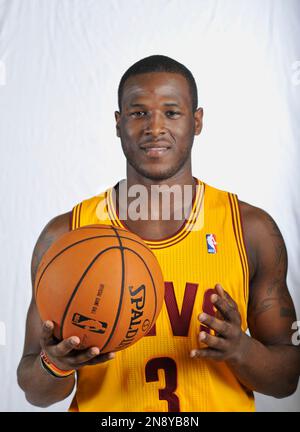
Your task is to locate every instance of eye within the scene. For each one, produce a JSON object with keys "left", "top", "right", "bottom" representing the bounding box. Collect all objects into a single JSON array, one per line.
[
  {"left": 166, "top": 111, "right": 181, "bottom": 118},
  {"left": 130, "top": 111, "right": 147, "bottom": 118}
]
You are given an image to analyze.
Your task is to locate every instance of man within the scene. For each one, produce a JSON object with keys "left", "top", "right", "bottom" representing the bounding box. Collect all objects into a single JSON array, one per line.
[{"left": 17, "top": 55, "right": 299, "bottom": 411}]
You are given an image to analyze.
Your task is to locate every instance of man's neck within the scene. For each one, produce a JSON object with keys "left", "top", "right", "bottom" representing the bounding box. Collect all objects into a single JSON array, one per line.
[{"left": 114, "top": 172, "right": 197, "bottom": 227}]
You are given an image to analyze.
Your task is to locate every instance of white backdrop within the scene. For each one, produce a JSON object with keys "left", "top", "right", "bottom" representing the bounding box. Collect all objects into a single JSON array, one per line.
[{"left": 0, "top": 0, "right": 299, "bottom": 412}]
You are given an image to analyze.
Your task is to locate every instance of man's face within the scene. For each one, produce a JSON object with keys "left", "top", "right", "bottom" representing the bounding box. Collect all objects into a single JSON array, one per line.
[{"left": 115, "top": 72, "right": 203, "bottom": 181}]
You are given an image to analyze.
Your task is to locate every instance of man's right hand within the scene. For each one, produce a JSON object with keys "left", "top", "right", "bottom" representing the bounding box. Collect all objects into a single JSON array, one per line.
[{"left": 40, "top": 320, "right": 115, "bottom": 371}]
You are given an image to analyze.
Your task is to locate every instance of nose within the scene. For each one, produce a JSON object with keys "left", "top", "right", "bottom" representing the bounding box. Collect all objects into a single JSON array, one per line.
[{"left": 144, "top": 111, "right": 166, "bottom": 139}]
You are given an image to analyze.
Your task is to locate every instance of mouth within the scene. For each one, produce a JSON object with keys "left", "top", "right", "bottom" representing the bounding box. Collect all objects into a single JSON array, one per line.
[
  {"left": 140, "top": 142, "right": 171, "bottom": 158},
  {"left": 141, "top": 147, "right": 170, "bottom": 158}
]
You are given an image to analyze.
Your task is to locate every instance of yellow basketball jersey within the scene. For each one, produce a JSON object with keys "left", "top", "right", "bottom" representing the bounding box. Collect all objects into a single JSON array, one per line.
[{"left": 69, "top": 178, "right": 255, "bottom": 412}]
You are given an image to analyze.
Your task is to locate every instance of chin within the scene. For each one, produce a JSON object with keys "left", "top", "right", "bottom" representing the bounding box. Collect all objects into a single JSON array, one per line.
[{"left": 130, "top": 163, "right": 180, "bottom": 181}]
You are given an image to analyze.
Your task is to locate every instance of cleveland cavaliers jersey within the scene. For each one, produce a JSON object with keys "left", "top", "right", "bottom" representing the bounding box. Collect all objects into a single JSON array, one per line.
[{"left": 69, "top": 178, "right": 255, "bottom": 412}]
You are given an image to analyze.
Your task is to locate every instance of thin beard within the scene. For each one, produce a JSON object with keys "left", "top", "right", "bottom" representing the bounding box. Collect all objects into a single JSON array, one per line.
[{"left": 126, "top": 149, "right": 193, "bottom": 181}]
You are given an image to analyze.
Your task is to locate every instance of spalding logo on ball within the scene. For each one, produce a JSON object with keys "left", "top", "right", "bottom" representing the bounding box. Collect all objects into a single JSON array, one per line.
[{"left": 34, "top": 225, "right": 165, "bottom": 353}]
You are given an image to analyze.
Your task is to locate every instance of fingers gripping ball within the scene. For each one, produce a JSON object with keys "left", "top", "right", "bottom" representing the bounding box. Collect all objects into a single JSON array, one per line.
[{"left": 35, "top": 225, "right": 165, "bottom": 353}]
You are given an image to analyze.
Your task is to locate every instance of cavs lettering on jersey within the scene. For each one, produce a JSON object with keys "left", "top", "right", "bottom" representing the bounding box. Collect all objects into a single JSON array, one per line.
[{"left": 69, "top": 178, "right": 255, "bottom": 412}]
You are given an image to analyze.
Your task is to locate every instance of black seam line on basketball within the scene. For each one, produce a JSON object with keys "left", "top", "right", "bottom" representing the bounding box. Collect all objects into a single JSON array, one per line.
[
  {"left": 99, "top": 226, "right": 126, "bottom": 352},
  {"left": 77, "top": 226, "right": 158, "bottom": 258},
  {"left": 34, "top": 233, "right": 153, "bottom": 300},
  {"left": 34, "top": 232, "right": 152, "bottom": 300},
  {"left": 59, "top": 245, "right": 126, "bottom": 341},
  {"left": 121, "top": 247, "right": 158, "bottom": 334},
  {"left": 102, "top": 245, "right": 159, "bottom": 344}
]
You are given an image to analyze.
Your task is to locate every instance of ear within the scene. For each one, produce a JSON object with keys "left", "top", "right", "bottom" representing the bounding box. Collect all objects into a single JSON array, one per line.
[
  {"left": 115, "top": 111, "right": 121, "bottom": 137},
  {"left": 194, "top": 107, "right": 203, "bottom": 136}
]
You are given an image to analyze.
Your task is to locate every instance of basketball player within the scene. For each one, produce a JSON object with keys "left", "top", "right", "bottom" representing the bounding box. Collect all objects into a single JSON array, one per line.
[{"left": 17, "top": 55, "right": 300, "bottom": 411}]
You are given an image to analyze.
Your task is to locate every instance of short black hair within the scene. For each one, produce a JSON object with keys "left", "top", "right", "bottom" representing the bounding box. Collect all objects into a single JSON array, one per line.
[{"left": 118, "top": 55, "right": 198, "bottom": 112}]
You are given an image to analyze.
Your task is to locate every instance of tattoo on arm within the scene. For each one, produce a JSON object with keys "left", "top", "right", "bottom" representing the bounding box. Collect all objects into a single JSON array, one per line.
[{"left": 249, "top": 212, "right": 296, "bottom": 323}]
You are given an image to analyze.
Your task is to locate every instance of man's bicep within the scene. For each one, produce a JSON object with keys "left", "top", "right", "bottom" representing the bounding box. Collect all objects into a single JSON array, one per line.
[
  {"left": 247, "top": 209, "right": 296, "bottom": 346},
  {"left": 22, "top": 212, "right": 71, "bottom": 358}
]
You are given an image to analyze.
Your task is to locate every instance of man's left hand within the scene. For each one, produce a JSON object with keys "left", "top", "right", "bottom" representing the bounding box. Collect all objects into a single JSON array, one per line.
[{"left": 190, "top": 284, "right": 250, "bottom": 364}]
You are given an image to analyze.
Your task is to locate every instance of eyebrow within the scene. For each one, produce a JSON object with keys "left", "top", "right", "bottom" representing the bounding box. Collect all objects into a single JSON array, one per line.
[{"left": 128, "top": 102, "right": 180, "bottom": 108}]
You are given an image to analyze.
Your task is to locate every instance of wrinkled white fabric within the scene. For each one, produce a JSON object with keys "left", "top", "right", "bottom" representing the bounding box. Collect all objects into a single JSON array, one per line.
[{"left": 0, "top": 0, "right": 299, "bottom": 411}]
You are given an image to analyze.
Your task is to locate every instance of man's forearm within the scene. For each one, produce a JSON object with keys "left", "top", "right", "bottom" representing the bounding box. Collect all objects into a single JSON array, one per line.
[
  {"left": 17, "top": 354, "right": 75, "bottom": 408},
  {"left": 227, "top": 335, "right": 300, "bottom": 398}
]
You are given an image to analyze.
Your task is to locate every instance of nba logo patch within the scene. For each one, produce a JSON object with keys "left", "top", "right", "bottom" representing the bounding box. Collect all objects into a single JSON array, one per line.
[{"left": 206, "top": 234, "right": 217, "bottom": 254}]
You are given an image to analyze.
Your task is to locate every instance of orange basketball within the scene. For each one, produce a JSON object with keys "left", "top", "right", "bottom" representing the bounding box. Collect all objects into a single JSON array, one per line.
[{"left": 34, "top": 224, "right": 165, "bottom": 353}]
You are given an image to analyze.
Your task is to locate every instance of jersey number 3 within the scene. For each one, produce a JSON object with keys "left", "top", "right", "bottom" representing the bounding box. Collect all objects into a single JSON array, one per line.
[
  {"left": 144, "top": 288, "right": 216, "bottom": 412},
  {"left": 145, "top": 357, "right": 180, "bottom": 412}
]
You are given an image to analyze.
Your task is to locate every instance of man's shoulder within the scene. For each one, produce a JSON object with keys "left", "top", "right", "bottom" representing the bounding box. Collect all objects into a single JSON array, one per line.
[
  {"left": 31, "top": 211, "right": 72, "bottom": 286},
  {"left": 35, "top": 211, "right": 72, "bottom": 252},
  {"left": 43, "top": 211, "right": 72, "bottom": 235},
  {"left": 202, "top": 181, "right": 280, "bottom": 238},
  {"left": 238, "top": 200, "right": 287, "bottom": 280},
  {"left": 239, "top": 200, "right": 265, "bottom": 221},
  {"left": 238, "top": 200, "right": 280, "bottom": 235}
]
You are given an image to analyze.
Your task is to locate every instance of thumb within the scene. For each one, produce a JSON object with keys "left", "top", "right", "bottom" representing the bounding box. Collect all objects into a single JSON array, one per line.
[{"left": 40, "top": 320, "right": 55, "bottom": 347}]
